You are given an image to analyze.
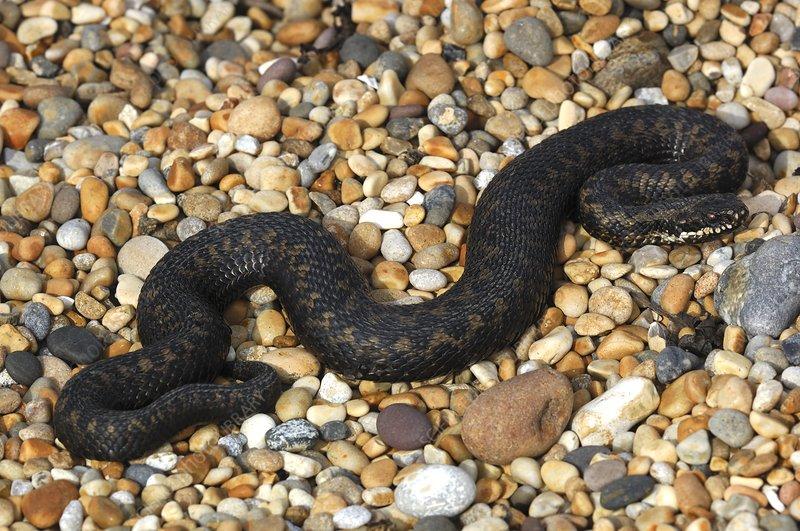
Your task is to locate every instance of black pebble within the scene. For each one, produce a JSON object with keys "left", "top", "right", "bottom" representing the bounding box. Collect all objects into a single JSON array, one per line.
[
  {"left": 563, "top": 445, "right": 611, "bottom": 472},
  {"left": 783, "top": 334, "right": 800, "bottom": 366},
  {"left": 320, "top": 421, "right": 350, "bottom": 441},
  {"left": 600, "top": 475, "right": 655, "bottom": 510},
  {"left": 46, "top": 326, "right": 103, "bottom": 365},
  {"left": 5, "top": 351, "right": 42, "bottom": 387},
  {"left": 339, "top": 34, "right": 383, "bottom": 69}
]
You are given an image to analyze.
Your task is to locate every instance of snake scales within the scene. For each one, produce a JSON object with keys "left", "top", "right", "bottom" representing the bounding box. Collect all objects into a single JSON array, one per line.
[{"left": 54, "top": 105, "right": 749, "bottom": 461}]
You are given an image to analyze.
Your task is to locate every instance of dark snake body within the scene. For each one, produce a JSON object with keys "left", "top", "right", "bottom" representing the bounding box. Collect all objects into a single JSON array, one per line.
[{"left": 54, "top": 106, "right": 749, "bottom": 461}]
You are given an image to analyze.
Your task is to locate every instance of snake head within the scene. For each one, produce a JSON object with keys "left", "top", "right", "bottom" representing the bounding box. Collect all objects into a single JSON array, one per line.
[{"left": 673, "top": 194, "right": 749, "bottom": 242}]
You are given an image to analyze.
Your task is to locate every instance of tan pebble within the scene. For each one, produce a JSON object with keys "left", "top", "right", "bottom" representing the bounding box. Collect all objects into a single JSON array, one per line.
[
  {"left": 87, "top": 496, "right": 124, "bottom": 528},
  {"left": 588, "top": 286, "right": 634, "bottom": 325},
  {"left": 306, "top": 403, "right": 346, "bottom": 425},
  {"left": 573, "top": 313, "right": 615, "bottom": 336},
  {"left": 660, "top": 274, "right": 695, "bottom": 314},
  {"left": 247, "top": 347, "right": 320, "bottom": 382},
  {"left": 540, "top": 461, "right": 579, "bottom": 493},
  {"left": 326, "top": 440, "right": 370, "bottom": 474},
  {"left": 595, "top": 329, "right": 644, "bottom": 360},
  {"left": 706, "top": 374, "right": 752, "bottom": 413},
  {"left": 21, "top": 480, "right": 78, "bottom": 528},
  {"left": 275, "top": 387, "right": 313, "bottom": 422},
  {"left": 328, "top": 118, "right": 362, "bottom": 150},
  {"left": 563, "top": 258, "right": 599, "bottom": 284},
  {"left": 405, "top": 54, "right": 456, "bottom": 99},
  {"left": 554, "top": 283, "right": 588, "bottom": 318},
  {"left": 521, "top": 67, "right": 572, "bottom": 103},
  {"left": 749, "top": 411, "right": 790, "bottom": 439},
  {"left": 253, "top": 309, "right": 286, "bottom": 347},
  {"left": 712, "top": 350, "right": 751, "bottom": 378}
]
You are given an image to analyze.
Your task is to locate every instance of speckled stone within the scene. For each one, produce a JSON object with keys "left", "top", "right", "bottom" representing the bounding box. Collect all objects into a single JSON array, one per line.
[
  {"left": 655, "top": 346, "right": 701, "bottom": 384},
  {"left": 503, "top": 18, "right": 553, "bottom": 67},
  {"left": 423, "top": 186, "right": 455, "bottom": 227},
  {"left": 21, "top": 302, "right": 50, "bottom": 341},
  {"left": 462, "top": 369, "right": 573, "bottom": 464},
  {"left": 395, "top": 465, "right": 476, "bottom": 518},
  {"left": 265, "top": 419, "right": 319, "bottom": 452},
  {"left": 715, "top": 234, "right": 800, "bottom": 337}
]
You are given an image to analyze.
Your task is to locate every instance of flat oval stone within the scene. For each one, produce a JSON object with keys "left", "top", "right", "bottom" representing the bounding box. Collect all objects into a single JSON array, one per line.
[
  {"left": 5, "top": 351, "right": 42, "bottom": 387},
  {"left": 461, "top": 368, "right": 573, "bottom": 464},
  {"left": 46, "top": 326, "right": 103, "bottom": 365},
  {"left": 376, "top": 404, "right": 433, "bottom": 450},
  {"left": 599, "top": 475, "right": 655, "bottom": 510},
  {"left": 395, "top": 465, "right": 475, "bottom": 518}
]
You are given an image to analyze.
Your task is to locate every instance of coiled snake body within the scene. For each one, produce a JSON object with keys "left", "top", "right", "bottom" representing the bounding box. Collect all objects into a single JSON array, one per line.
[{"left": 54, "top": 106, "right": 749, "bottom": 461}]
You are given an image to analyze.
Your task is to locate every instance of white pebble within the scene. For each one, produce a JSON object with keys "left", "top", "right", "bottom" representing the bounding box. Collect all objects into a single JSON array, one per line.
[
  {"left": 317, "top": 373, "right": 352, "bottom": 403},
  {"left": 571, "top": 377, "right": 660, "bottom": 445},
  {"left": 359, "top": 209, "right": 404, "bottom": 229},
  {"left": 409, "top": 269, "right": 448, "bottom": 292},
  {"left": 240, "top": 413, "right": 276, "bottom": 449}
]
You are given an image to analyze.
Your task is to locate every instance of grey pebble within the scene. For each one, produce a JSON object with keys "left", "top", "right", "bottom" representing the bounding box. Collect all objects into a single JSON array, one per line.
[
  {"left": 584, "top": 459, "right": 627, "bottom": 492},
  {"left": 340, "top": 34, "right": 383, "bottom": 69},
  {"left": 21, "top": 302, "right": 51, "bottom": 341},
  {"left": 176, "top": 217, "right": 207, "bottom": 241},
  {"left": 38, "top": 97, "right": 84, "bottom": 140},
  {"left": 427, "top": 104, "right": 468, "bottom": 136},
  {"left": 51, "top": 186, "right": 81, "bottom": 224},
  {"left": 423, "top": 186, "right": 455, "bottom": 227},
  {"left": 708, "top": 408, "right": 753, "bottom": 448},
  {"left": 715, "top": 234, "right": 800, "bottom": 337},
  {"left": 503, "top": 18, "right": 554, "bottom": 67}
]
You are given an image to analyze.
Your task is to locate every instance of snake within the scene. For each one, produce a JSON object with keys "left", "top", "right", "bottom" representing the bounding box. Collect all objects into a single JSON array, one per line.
[{"left": 53, "top": 105, "right": 749, "bottom": 461}]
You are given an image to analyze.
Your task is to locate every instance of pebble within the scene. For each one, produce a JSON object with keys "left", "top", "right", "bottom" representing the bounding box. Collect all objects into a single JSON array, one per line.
[
  {"left": 462, "top": 369, "right": 573, "bottom": 464},
  {"left": 708, "top": 408, "right": 753, "bottom": 448},
  {"left": 503, "top": 18, "right": 554, "bottom": 67},
  {"left": 395, "top": 465, "right": 476, "bottom": 518},
  {"left": 572, "top": 377, "right": 660, "bottom": 444},
  {"left": 46, "top": 326, "right": 103, "bottom": 365},
  {"left": 333, "top": 506, "right": 372, "bottom": 529},
  {"left": 656, "top": 346, "right": 700, "bottom": 383},
  {"left": 37, "top": 97, "right": 83, "bottom": 139},
  {"left": 118, "top": 236, "right": 169, "bottom": 280},
  {"left": 340, "top": 34, "right": 383, "bottom": 69},
  {"left": 265, "top": 419, "right": 319, "bottom": 452},
  {"left": 5, "top": 351, "right": 42, "bottom": 387},
  {"left": 584, "top": 459, "right": 626, "bottom": 491},
  {"left": 599, "top": 475, "right": 655, "bottom": 510},
  {"left": 406, "top": 54, "right": 456, "bottom": 99},
  {"left": 56, "top": 219, "right": 91, "bottom": 251},
  {"left": 228, "top": 96, "right": 282, "bottom": 140},
  {"left": 0, "top": 269, "right": 43, "bottom": 302},
  {"left": 240, "top": 414, "right": 276, "bottom": 449},
  {"left": 376, "top": 404, "right": 433, "bottom": 450},
  {"left": 715, "top": 234, "right": 800, "bottom": 336}
]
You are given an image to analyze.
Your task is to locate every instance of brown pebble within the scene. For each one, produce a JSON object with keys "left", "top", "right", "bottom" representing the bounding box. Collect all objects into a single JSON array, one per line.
[
  {"left": 21, "top": 480, "right": 79, "bottom": 528},
  {"left": 461, "top": 368, "right": 573, "bottom": 464}
]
